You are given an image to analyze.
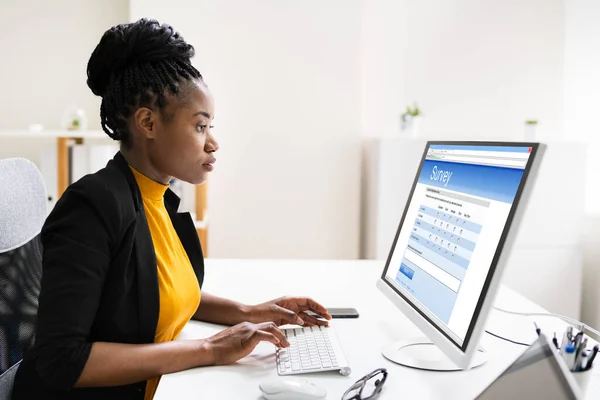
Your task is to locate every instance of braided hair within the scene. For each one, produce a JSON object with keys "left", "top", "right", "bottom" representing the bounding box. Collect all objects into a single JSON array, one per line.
[{"left": 86, "top": 18, "right": 202, "bottom": 146}]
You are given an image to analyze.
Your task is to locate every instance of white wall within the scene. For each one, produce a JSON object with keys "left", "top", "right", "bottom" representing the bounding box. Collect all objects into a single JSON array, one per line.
[
  {"left": 360, "top": 0, "right": 407, "bottom": 137},
  {"left": 0, "top": 0, "right": 128, "bottom": 165},
  {"left": 565, "top": 0, "right": 600, "bottom": 214},
  {"left": 362, "top": 0, "right": 565, "bottom": 141},
  {"left": 564, "top": 0, "right": 600, "bottom": 327},
  {"left": 565, "top": 0, "right": 600, "bottom": 142},
  {"left": 131, "top": 0, "right": 363, "bottom": 259}
]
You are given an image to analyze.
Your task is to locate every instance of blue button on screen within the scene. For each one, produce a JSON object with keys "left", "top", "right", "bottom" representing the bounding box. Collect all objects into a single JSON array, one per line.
[{"left": 400, "top": 264, "right": 414, "bottom": 280}]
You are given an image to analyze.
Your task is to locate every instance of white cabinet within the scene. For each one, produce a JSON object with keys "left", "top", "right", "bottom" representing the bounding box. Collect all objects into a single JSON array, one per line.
[{"left": 361, "top": 137, "right": 586, "bottom": 318}]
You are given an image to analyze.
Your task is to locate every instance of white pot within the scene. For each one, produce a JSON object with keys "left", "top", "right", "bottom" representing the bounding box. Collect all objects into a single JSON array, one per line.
[
  {"left": 524, "top": 124, "right": 537, "bottom": 141},
  {"left": 408, "top": 116, "right": 422, "bottom": 138}
]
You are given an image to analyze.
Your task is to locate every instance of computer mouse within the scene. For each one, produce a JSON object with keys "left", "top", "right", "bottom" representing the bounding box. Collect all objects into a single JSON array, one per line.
[{"left": 259, "top": 377, "right": 327, "bottom": 400}]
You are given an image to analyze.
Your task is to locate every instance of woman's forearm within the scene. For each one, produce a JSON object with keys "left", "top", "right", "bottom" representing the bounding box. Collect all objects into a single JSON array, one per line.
[
  {"left": 193, "top": 292, "right": 250, "bottom": 325},
  {"left": 75, "top": 340, "right": 212, "bottom": 387}
]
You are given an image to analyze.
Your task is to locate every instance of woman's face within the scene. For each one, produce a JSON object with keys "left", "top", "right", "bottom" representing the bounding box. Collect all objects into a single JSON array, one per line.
[{"left": 145, "top": 79, "right": 218, "bottom": 185}]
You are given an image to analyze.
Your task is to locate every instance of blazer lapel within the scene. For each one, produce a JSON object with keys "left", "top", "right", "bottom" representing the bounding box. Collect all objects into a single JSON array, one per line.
[
  {"left": 165, "top": 190, "right": 205, "bottom": 289},
  {"left": 133, "top": 210, "right": 159, "bottom": 344},
  {"left": 110, "top": 152, "right": 160, "bottom": 344}
]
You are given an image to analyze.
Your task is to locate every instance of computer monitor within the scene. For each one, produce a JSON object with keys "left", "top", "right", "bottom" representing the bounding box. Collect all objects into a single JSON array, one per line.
[{"left": 376, "top": 141, "right": 545, "bottom": 371}]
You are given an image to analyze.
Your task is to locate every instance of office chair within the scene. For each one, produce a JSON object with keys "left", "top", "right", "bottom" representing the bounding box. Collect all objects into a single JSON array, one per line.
[{"left": 0, "top": 158, "right": 46, "bottom": 399}]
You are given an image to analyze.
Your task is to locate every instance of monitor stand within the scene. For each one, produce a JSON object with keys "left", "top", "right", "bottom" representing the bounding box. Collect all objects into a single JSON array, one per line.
[{"left": 382, "top": 337, "right": 486, "bottom": 371}]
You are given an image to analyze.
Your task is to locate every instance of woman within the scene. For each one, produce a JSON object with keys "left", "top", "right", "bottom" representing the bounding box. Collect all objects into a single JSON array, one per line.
[{"left": 12, "top": 18, "right": 331, "bottom": 400}]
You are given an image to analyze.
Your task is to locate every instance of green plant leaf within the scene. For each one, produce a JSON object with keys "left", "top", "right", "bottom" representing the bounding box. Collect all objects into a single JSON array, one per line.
[{"left": 403, "top": 102, "right": 423, "bottom": 117}]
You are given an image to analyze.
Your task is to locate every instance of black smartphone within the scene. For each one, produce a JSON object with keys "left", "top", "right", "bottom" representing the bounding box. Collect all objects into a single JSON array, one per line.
[{"left": 327, "top": 307, "right": 359, "bottom": 319}]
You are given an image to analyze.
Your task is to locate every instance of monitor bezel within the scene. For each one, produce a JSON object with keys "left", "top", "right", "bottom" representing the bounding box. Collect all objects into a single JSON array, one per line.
[{"left": 377, "top": 140, "right": 544, "bottom": 369}]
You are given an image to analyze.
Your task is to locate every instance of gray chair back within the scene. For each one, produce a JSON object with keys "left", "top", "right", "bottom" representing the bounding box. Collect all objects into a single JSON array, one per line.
[{"left": 0, "top": 158, "right": 47, "bottom": 399}]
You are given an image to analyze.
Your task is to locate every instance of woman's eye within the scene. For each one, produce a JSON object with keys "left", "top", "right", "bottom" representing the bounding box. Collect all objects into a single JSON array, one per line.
[{"left": 197, "top": 125, "right": 215, "bottom": 133}]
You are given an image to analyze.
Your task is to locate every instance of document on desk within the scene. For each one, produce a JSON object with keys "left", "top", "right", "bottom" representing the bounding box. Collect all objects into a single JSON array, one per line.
[{"left": 385, "top": 153, "right": 529, "bottom": 344}]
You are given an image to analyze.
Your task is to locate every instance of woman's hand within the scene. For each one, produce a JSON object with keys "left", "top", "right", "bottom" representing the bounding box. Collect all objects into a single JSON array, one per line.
[
  {"left": 246, "top": 297, "right": 332, "bottom": 327},
  {"left": 205, "top": 321, "right": 289, "bottom": 365}
]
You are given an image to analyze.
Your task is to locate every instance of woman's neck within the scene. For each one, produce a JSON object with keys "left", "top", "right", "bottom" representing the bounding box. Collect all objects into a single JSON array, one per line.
[{"left": 119, "top": 146, "right": 172, "bottom": 185}]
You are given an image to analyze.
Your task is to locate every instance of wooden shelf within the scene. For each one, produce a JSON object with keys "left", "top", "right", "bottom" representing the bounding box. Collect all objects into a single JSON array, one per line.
[
  {"left": 195, "top": 183, "right": 208, "bottom": 254},
  {"left": 0, "top": 129, "right": 107, "bottom": 138}
]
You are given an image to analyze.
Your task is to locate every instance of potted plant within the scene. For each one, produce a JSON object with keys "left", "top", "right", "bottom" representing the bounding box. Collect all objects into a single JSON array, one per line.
[
  {"left": 62, "top": 105, "right": 88, "bottom": 131},
  {"left": 401, "top": 103, "right": 422, "bottom": 138},
  {"left": 524, "top": 119, "right": 538, "bottom": 141}
]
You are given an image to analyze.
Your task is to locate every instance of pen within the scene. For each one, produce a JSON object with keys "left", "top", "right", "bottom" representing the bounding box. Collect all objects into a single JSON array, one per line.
[
  {"left": 578, "top": 352, "right": 588, "bottom": 372},
  {"left": 552, "top": 332, "right": 559, "bottom": 350},
  {"left": 579, "top": 338, "right": 587, "bottom": 353},
  {"left": 567, "top": 326, "right": 573, "bottom": 343},
  {"left": 574, "top": 338, "right": 587, "bottom": 368},
  {"left": 573, "top": 332, "right": 583, "bottom": 349},
  {"left": 534, "top": 322, "right": 541, "bottom": 336},
  {"left": 563, "top": 343, "right": 576, "bottom": 371},
  {"left": 586, "top": 345, "right": 599, "bottom": 370},
  {"left": 560, "top": 331, "right": 568, "bottom": 351}
]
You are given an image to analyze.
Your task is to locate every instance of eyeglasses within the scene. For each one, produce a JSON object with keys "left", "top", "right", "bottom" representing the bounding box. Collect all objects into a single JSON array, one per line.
[{"left": 341, "top": 368, "right": 388, "bottom": 400}]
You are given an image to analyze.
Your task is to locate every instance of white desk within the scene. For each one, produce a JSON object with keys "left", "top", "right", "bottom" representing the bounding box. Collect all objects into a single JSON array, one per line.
[{"left": 155, "top": 259, "right": 600, "bottom": 399}]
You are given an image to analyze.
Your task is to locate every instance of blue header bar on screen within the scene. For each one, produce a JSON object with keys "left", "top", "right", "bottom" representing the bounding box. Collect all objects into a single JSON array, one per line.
[
  {"left": 417, "top": 160, "right": 525, "bottom": 203},
  {"left": 429, "top": 145, "right": 531, "bottom": 153}
]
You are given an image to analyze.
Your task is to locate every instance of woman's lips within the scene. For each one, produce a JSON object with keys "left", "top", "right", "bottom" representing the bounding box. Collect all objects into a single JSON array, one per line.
[{"left": 202, "top": 158, "right": 216, "bottom": 171}]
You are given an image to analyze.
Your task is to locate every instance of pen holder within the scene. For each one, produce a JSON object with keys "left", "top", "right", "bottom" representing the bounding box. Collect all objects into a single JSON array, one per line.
[{"left": 572, "top": 367, "right": 592, "bottom": 396}]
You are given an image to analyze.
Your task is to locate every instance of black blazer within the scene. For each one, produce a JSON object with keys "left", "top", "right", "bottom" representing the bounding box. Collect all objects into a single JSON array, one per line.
[{"left": 12, "top": 152, "right": 205, "bottom": 400}]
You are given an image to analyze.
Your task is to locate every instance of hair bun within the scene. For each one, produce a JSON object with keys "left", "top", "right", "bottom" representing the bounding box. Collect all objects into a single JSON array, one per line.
[{"left": 86, "top": 18, "right": 196, "bottom": 97}]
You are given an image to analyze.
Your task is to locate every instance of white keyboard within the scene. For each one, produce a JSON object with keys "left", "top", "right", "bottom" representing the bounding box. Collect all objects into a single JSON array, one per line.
[{"left": 276, "top": 325, "right": 350, "bottom": 375}]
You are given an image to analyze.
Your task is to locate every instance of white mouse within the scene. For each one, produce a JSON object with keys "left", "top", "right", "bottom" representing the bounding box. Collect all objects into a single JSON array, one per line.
[{"left": 259, "top": 377, "right": 327, "bottom": 400}]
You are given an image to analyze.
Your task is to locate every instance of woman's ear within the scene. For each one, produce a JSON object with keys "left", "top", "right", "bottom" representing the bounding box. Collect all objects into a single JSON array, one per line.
[{"left": 133, "top": 107, "right": 157, "bottom": 139}]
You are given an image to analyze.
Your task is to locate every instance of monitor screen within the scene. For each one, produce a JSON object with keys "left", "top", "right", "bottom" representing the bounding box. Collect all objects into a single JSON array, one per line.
[{"left": 381, "top": 143, "right": 536, "bottom": 349}]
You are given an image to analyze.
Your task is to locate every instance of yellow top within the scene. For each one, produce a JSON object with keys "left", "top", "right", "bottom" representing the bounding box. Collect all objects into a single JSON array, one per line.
[{"left": 130, "top": 167, "right": 201, "bottom": 400}]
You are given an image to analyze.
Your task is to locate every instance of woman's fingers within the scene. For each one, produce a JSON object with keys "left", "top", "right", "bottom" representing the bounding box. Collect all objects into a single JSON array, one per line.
[
  {"left": 257, "top": 322, "right": 290, "bottom": 347},
  {"left": 298, "top": 311, "right": 329, "bottom": 327},
  {"left": 272, "top": 305, "right": 304, "bottom": 326},
  {"left": 251, "top": 330, "right": 280, "bottom": 347},
  {"left": 293, "top": 297, "right": 332, "bottom": 320}
]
